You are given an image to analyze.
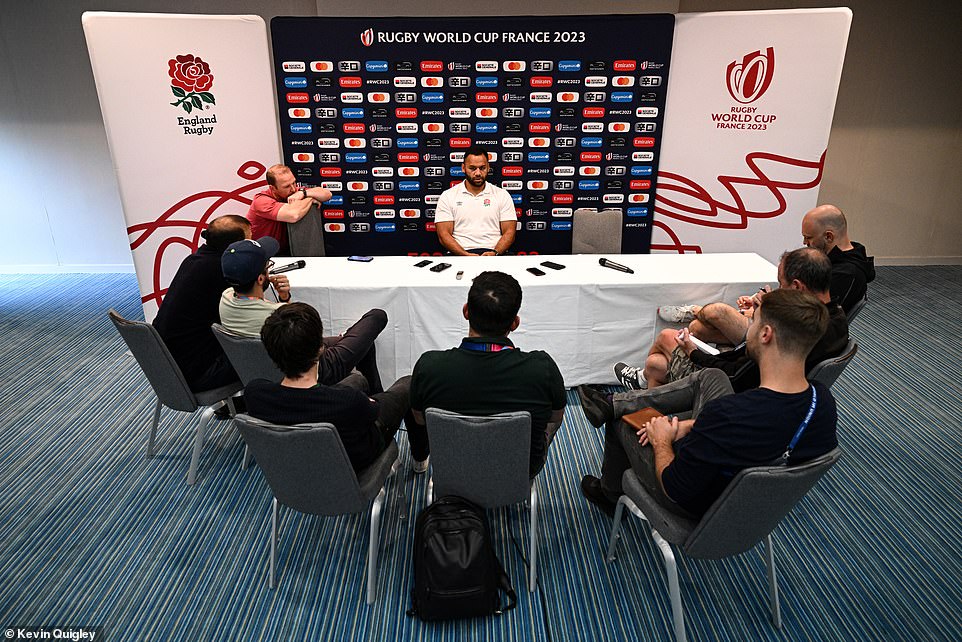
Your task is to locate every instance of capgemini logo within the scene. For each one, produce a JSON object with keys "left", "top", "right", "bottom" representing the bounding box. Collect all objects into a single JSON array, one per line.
[
  {"left": 726, "top": 47, "right": 775, "bottom": 104},
  {"left": 360, "top": 28, "right": 374, "bottom": 47}
]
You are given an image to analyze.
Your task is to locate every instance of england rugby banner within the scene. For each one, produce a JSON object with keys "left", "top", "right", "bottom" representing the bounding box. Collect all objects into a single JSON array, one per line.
[
  {"left": 652, "top": 9, "right": 852, "bottom": 263},
  {"left": 84, "top": 12, "right": 281, "bottom": 321},
  {"left": 270, "top": 15, "right": 675, "bottom": 256}
]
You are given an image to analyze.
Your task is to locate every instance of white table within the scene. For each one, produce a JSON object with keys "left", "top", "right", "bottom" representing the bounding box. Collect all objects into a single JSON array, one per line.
[{"left": 286, "top": 253, "right": 777, "bottom": 386}]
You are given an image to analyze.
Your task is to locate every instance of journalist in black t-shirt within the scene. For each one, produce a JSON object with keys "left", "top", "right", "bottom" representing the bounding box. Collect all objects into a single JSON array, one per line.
[
  {"left": 579, "top": 288, "right": 838, "bottom": 518},
  {"left": 245, "top": 303, "right": 428, "bottom": 473}
]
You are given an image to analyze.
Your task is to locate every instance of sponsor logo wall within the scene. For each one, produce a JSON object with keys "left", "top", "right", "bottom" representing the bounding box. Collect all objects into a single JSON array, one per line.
[{"left": 271, "top": 15, "right": 674, "bottom": 255}]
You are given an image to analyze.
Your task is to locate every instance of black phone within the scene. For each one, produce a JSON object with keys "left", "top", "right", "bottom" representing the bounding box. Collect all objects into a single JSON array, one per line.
[
  {"left": 347, "top": 255, "right": 373, "bottom": 262},
  {"left": 527, "top": 267, "right": 546, "bottom": 276},
  {"left": 541, "top": 261, "right": 565, "bottom": 270},
  {"left": 414, "top": 259, "right": 432, "bottom": 267},
  {"left": 430, "top": 262, "right": 452, "bottom": 272}
]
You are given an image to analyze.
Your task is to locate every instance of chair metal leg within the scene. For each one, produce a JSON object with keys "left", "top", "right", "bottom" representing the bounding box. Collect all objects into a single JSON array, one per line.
[
  {"left": 187, "top": 406, "right": 215, "bottom": 485},
  {"left": 147, "top": 398, "right": 162, "bottom": 457},
  {"left": 652, "top": 530, "right": 687, "bottom": 642},
  {"left": 765, "top": 533, "right": 781, "bottom": 628},
  {"left": 269, "top": 498, "right": 279, "bottom": 589},
  {"left": 226, "top": 396, "right": 237, "bottom": 416},
  {"left": 425, "top": 476, "right": 434, "bottom": 506},
  {"left": 528, "top": 480, "right": 539, "bottom": 592},
  {"left": 242, "top": 445, "right": 252, "bottom": 470},
  {"left": 606, "top": 496, "right": 630, "bottom": 561},
  {"left": 391, "top": 458, "right": 407, "bottom": 520},
  {"left": 367, "top": 487, "right": 386, "bottom": 604}
]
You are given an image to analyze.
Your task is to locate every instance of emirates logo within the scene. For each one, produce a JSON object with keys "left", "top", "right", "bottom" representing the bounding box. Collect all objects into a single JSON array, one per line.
[
  {"left": 726, "top": 47, "right": 775, "bottom": 104},
  {"left": 360, "top": 28, "right": 374, "bottom": 47}
]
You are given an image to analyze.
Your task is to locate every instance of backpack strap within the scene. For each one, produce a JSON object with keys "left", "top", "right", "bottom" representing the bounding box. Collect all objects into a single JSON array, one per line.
[{"left": 493, "top": 554, "right": 517, "bottom": 614}]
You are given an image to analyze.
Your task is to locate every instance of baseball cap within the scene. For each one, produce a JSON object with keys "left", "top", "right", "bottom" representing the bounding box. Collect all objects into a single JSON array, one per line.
[{"left": 222, "top": 237, "right": 280, "bottom": 285}]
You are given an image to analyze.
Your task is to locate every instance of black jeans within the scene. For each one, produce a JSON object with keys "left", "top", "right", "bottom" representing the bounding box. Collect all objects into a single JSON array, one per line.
[
  {"left": 600, "top": 368, "right": 734, "bottom": 518},
  {"left": 318, "top": 308, "right": 387, "bottom": 393},
  {"left": 372, "top": 375, "right": 430, "bottom": 461}
]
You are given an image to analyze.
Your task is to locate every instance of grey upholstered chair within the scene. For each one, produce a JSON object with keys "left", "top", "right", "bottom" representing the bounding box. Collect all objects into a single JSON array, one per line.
[
  {"left": 234, "top": 414, "right": 402, "bottom": 603},
  {"left": 807, "top": 339, "right": 858, "bottom": 389},
  {"left": 571, "top": 208, "right": 623, "bottom": 254},
  {"left": 424, "top": 408, "right": 540, "bottom": 592},
  {"left": 846, "top": 294, "right": 867, "bottom": 323},
  {"left": 211, "top": 323, "right": 283, "bottom": 385},
  {"left": 286, "top": 204, "right": 326, "bottom": 256},
  {"left": 606, "top": 447, "right": 842, "bottom": 642},
  {"left": 108, "top": 309, "right": 243, "bottom": 485}
]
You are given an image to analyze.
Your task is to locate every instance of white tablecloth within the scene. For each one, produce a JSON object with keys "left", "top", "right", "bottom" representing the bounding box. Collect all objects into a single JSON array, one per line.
[{"left": 286, "top": 253, "right": 777, "bottom": 386}]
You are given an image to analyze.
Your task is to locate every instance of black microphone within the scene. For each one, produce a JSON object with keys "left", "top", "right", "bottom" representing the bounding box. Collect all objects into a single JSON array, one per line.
[
  {"left": 270, "top": 260, "right": 306, "bottom": 275},
  {"left": 598, "top": 258, "right": 635, "bottom": 274}
]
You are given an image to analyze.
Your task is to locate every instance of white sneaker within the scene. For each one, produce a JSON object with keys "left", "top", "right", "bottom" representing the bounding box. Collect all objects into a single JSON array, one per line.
[
  {"left": 658, "top": 305, "right": 697, "bottom": 324},
  {"left": 412, "top": 456, "right": 430, "bottom": 474},
  {"left": 614, "top": 362, "right": 647, "bottom": 390}
]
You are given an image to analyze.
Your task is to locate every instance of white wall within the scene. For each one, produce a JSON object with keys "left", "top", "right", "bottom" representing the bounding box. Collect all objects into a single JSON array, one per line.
[{"left": 1, "top": 0, "right": 959, "bottom": 271}]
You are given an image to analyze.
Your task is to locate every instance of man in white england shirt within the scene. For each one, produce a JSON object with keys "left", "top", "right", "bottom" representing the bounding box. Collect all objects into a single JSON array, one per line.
[{"left": 434, "top": 145, "right": 517, "bottom": 256}]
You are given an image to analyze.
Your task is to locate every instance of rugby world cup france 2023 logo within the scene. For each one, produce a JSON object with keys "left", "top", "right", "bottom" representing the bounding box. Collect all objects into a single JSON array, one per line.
[
  {"left": 726, "top": 47, "right": 775, "bottom": 104},
  {"left": 168, "top": 54, "right": 216, "bottom": 113},
  {"left": 360, "top": 28, "right": 374, "bottom": 47}
]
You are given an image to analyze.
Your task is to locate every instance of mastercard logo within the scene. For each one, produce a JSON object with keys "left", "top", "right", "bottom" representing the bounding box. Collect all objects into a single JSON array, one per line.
[
  {"left": 345, "top": 138, "right": 366, "bottom": 147},
  {"left": 293, "top": 153, "right": 314, "bottom": 162},
  {"left": 424, "top": 123, "right": 443, "bottom": 132},
  {"left": 288, "top": 108, "right": 310, "bottom": 118},
  {"left": 614, "top": 76, "right": 635, "bottom": 86},
  {"left": 580, "top": 166, "right": 600, "bottom": 175},
  {"left": 368, "top": 93, "right": 389, "bottom": 102},
  {"left": 421, "top": 77, "right": 442, "bottom": 87},
  {"left": 400, "top": 167, "right": 420, "bottom": 176},
  {"left": 323, "top": 223, "right": 345, "bottom": 232},
  {"left": 310, "top": 61, "right": 334, "bottom": 72},
  {"left": 400, "top": 209, "right": 421, "bottom": 218},
  {"left": 348, "top": 182, "right": 368, "bottom": 190},
  {"left": 527, "top": 181, "right": 547, "bottom": 190},
  {"left": 558, "top": 92, "right": 579, "bottom": 102},
  {"left": 628, "top": 193, "right": 650, "bottom": 203},
  {"left": 477, "top": 108, "right": 496, "bottom": 117},
  {"left": 609, "top": 123, "right": 629, "bottom": 132},
  {"left": 529, "top": 138, "right": 549, "bottom": 147},
  {"left": 503, "top": 61, "right": 526, "bottom": 71}
]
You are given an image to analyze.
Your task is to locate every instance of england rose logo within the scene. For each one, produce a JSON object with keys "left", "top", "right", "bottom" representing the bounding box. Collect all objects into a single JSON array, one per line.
[
  {"left": 168, "top": 54, "right": 216, "bottom": 113},
  {"left": 726, "top": 47, "right": 775, "bottom": 104}
]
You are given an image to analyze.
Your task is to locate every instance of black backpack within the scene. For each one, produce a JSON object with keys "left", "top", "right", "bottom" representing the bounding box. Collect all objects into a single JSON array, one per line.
[{"left": 407, "top": 496, "right": 517, "bottom": 621}]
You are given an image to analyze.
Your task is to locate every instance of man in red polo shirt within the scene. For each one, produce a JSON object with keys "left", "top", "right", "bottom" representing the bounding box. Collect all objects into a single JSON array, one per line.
[{"left": 247, "top": 164, "right": 332, "bottom": 254}]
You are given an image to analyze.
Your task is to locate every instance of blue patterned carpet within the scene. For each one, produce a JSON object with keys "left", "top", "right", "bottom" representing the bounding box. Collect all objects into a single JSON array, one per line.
[{"left": 0, "top": 267, "right": 960, "bottom": 641}]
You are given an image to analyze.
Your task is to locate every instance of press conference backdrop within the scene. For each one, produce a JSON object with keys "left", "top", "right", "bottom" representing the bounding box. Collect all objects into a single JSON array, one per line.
[
  {"left": 270, "top": 15, "right": 675, "bottom": 256},
  {"left": 84, "top": 10, "right": 849, "bottom": 321}
]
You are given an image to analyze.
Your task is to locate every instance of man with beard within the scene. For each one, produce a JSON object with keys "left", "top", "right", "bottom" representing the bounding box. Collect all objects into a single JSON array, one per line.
[
  {"left": 578, "top": 288, "right": 838, "bottom": 519},
  {"left": 434, "top": 145, "right": 517, "bottom": 255}
]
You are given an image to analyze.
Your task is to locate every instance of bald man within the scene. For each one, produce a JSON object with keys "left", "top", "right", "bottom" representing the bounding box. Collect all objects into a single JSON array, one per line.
[
  {"left": 656, "top": 204, "right": 874, "bottom": 349},
  {"left": 153, "top": 214, "right": 251, "bottom": 391},
  {"left": 247, "top": 164, "right": 332, "bottom": 255},
  {"left": 801, "top": 204, "right": 875, "bottom": 312}
]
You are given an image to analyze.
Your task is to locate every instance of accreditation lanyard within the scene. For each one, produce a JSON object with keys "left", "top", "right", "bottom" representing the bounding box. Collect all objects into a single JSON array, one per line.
[
  {"left": 459, "top": 340, "right": 515, "bottom": 353},
  {"left": 777, "top": 385, "right": 817, "bottom": 466}
]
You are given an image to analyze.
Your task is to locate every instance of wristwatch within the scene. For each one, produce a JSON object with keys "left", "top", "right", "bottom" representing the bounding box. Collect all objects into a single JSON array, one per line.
[{"left": 301, "top": 188, "right": 308, "bottom": 199}]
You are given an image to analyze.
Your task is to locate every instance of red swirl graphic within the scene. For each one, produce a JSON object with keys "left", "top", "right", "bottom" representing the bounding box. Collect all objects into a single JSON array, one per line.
[
  {"left": 651, "top": 150, "right": 825, "bottom": 253},
  {"left": 128, "top": 160, "right": 267, "bottom": 306}
]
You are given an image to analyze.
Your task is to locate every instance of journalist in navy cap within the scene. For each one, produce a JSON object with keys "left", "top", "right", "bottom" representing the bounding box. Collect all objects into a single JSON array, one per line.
[{"left": 221, "top": 236, "right": 280, "bottom": 285}]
